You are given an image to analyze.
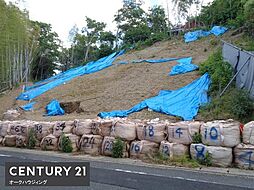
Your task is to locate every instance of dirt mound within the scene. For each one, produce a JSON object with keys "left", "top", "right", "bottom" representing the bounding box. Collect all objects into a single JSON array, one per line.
[{"left": 0, "top": 33, "right": 239, "bottom": 121}]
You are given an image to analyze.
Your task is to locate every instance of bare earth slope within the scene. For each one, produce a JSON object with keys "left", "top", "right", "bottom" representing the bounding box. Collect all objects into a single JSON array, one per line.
[{"left": 0, "top": 32, "right": 241, "bottom": 121}]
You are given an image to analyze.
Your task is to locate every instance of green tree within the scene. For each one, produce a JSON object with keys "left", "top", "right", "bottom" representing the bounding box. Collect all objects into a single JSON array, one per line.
[
  {"left": 148, "top": 6, "right": 168, "bottom": 33},
  {"left": 31, "top": 21, "right": 61, "bottom": 80}
]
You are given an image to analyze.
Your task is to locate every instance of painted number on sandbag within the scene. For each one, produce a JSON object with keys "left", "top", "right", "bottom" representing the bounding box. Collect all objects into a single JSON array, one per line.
[
  {"left": 131, "top": 143, "right": 140, "bottom": 152},
  {"left": 82, "top": 137, "right": 95, "bottom": 148},
  {"left": 239, "top": 151, "right": 254, "bottom": 168},
  {"left": 195, "top": 145, "right": 205, "bottom": 159},
  {"left": 35, "top": 124, "right": 42, "bottom": 134},
  {"left": 205, "top": 127, "right": 218, "bottom": 140},
  {"left": 162, "top": 145, "right": 169, "bottom": 156},
  {"left": 175, "top": 128, "right": 183, "bottom": 138},
  {"left": 105, "top": 141, "right": 113, "bottom": 151},
  {"left": 45, "top": 138, "right": 53, "bottom": 146},
  {"left": 12, "top": 125, "right": 26, "bottom": 134},
  {"left": 55, "top": 123, "right": 65, "bottom": 131},
  {"left": 145, "top": 125, "right": 154, "bottom": 137}
]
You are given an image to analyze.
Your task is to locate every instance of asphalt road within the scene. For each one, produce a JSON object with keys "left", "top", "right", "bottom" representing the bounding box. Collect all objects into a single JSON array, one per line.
[{"left": 0, "top": 149, "right": 253, "bottom": 190}]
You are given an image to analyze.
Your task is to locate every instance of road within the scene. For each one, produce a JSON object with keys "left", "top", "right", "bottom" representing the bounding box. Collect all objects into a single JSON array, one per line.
[{"left": 0, "top": 149, "right": 253, "bottom": 190}]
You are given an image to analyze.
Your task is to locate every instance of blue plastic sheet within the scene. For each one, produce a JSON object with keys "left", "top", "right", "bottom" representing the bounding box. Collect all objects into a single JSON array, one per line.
[
  {"left": 210, "top": 26, "right": 228, "bottom": 36},
  {"left": 17, "top": 50, "right": 124, "bottom": 101},
  {"left": 184, "top": 26, "right": 228, "bottom": 43},
  {"left": 46, "top": 99, "right": 65, "bottom": 116},
  {"left": 98, "top": 73, "right": 211, "bottom": 120},
  {"left": 20, "top": 102, "right": 36, "bottom": 111},
  {"left": 132, "top": 58, "right": 178, "bottom": 64},
  {"left": 169, "top": 57, "right": 199, "bottom": 76}
]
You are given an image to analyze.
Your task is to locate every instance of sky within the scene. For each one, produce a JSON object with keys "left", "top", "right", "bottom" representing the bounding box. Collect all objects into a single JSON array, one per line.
[{"left": 5, "top": 0, "right": 213, "bottom": 46}]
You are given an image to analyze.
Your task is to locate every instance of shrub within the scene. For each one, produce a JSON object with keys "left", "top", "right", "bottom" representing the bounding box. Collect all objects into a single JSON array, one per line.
[
  {"left": 197, "top": 152, "right": 212, "bottom": 167},
  {"left": 199, "top": 88, "right": 254, "bottom": 123},
  {"left": 112, "top": 137, "right": 124, "bottom": 158},
  {"left": 60, "top": 134, "right": 73, "bottom": 153},
  {"left": 199, "top": 49, "right": 233, "bottom": 96},
  {"left": 27, "top": 129, "right": 36, "bottom": 149},
  {"left": 192, "top": 132, "right": 202, "bottom": 143}
]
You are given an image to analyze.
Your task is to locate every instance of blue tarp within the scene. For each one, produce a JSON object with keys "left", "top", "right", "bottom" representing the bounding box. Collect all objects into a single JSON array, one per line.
[
  {"left": 20, "top": 102, "right": 36, "bottom": 111},
  {"left": 46, "top": 99, "right": 65, "bottom": 116},
  {"left": 169, "top": 57, "right": 199, "bottom": 76},
  {"left": 17, "top": 50, "right": 124, "bottom": 101},
  {"left": 98, "top": 73, "right": 211, "bottom": 120},
  {"left": 132, "top": 58, "right": 178, "bottom": 64},
  {"left": 210, "top": 26, "right": 228, "bottom": 36},
  {"left": 184, "top": 26, "right": 228, "bottom": 43}
]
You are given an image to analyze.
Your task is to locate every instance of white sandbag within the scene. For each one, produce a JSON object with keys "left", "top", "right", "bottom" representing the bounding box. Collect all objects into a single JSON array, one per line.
[
  {"left": 190, "top": 144, "right": 232, "bottom": 167},
  {"left": 73, "top": 119, "right": 92, "bottom": 136},
  {"left": 137, "top": 122, "right": 166, "bottom": 143},
  {"left": 40, "top": 134, "right": 58, "bottom": 151},
  {"left": 16, "top": 135, "right": 27, "bottom": 147},
  {"left": 7, "top": 121, "right": 33, "bottom": 138},
  {"left": 243, "top": 121, "right": 254, "bottom": 145},
  {"left": 79, "top": 134, "right": 103, "bottom": 155},
  {"left": 0, "top": 121, "right": 10, "bottom": 136},
  {"left": 3, "top": 109, "right": 21, "bottom": 120},
  {"left": 111, "top": 121, "right": 137, "bottom": 141},
  {"left": 167, "top": 121, "right": 201, "bottom": 145},
  {"left": 234, "top": 143, "right": 254, "bottom": 169},
  {"left": 3, "top": 135, "right": 16, "bottom": 147},
  {"left": 53, "top": 121, "right": 74, "bottom": 137},
  {"left": 91, "top": 119, "right": 112, "bottom": 136},
  {"left": 130, "top": 140, "right": 159, "bottom": 159},
  {"left": 58, "top": 134, "right": 80, "bottom": 152},
  {"left": 159, "top": 141, "right": 189, "bottom": 158},
  {"left": 0, "top": 136, "right": 3, "bottom": 144},
  {"left": 101, "top": 136, "right": 129, "bottom": 157},
  {"left": 201, "top": 120, "right": 240, "bottom": 147},
  {"left": 33, "top": 122, "right": 54, "bottom": 141}
]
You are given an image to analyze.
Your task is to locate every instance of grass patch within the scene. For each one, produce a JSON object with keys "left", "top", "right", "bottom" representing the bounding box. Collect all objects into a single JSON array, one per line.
[
  {"left": 112, "top": 137, "right": 124, "bottom": 158},
  {"left": 145, "top": 152, "right": 200, "bottom": 168},
  {"left": 60, "top": 134, "right": 73, "bottom": 153},
  {"left": 27, "top": 129, "right": 36, "bottom": 149},
  {"left": 235, "top": 35, "right": 254, "bottom": 51}
]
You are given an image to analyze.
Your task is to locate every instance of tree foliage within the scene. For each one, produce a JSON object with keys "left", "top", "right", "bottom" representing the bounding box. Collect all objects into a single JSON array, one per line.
[{"left": 31, "top": 21, "right": 61, "bottom": 80}]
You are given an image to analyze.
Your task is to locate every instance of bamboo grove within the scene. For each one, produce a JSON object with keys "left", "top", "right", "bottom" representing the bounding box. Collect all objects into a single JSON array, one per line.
[{"left": 0, "top": 0, "right": 38, "bottom": 92}]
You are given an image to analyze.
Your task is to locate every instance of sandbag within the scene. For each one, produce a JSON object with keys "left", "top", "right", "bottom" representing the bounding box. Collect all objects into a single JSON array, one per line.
[
  {"left": 3, "top": 135, "right": 16, "bottom": 147},
  {"left": 3, "top": 109, "right": 21, "bottom": 120},
  {"left": 101, "top": 136, "right": 129, "bottom": 157},
  {"left": 7, "top": 121, "right": 33, "bottom": 138},
  {"left": 234, "top": 143, "right": 254, "bottom": 169},
  {"left": 58, "top": 134, "right": 80, "bottom": 152},
  {"left": 16, "top": 135, "right": 27, "bottom": 147},
  {"left": 167, "top": 121, "right": 201, "bottom": 145},
  {"left": 91, "top": 119, "right": 112, "bottom": 136},
  {"left": 40, "top": 134, "right": 58, "bottom": 151},
  {"left": 79, "top": 134, "right": 103, "bottom": 155},
  {"left": 111, "top": 121, "right": 137, "bottom": 141},
  {"left": 190, "top": 144, "right": 232, "bottom": 167},
  {"left": 53, "top": 121, "right": 74, "bottom": 137},
  {"left": 201, "top": 120, "right": 240, "bottom": 147},
  {"left": 33, "top": 122, "right": 54, "bottom": 141},
  {"left": 137, "top": 122, "right": 166, "bottom": 143},
  {"left": 243, "top": 121, "right": 254, "bottom": 145},
  {"left": 0, "top": 136, "right": 3, "bottom": 144},
  {"left": 73, "top": 119, "right": 93, "bottom": 136},
  {"left": 159, "top": 140, "right": 189, "bottom": 158},
  {"left": 0, "top": 121, "right": 10, "bottom": 137},
  {"left": 130, "top": 140, "right": 159, "bottom": 159}
]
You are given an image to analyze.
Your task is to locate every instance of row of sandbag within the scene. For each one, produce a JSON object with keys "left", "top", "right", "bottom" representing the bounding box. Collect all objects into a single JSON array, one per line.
[{"left": 1, "top": 119, "right": 254, "bottom": 147}]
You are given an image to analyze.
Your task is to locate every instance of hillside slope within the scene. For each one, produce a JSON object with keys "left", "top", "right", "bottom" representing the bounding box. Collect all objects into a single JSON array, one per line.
[{"left": 0, "top": 32, "right": 242, "bottom": 121}]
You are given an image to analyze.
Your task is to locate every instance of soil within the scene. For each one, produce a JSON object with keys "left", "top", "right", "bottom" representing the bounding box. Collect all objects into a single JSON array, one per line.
[{"left": 0, "top": 32, "right": 241, "bottom": 121}]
